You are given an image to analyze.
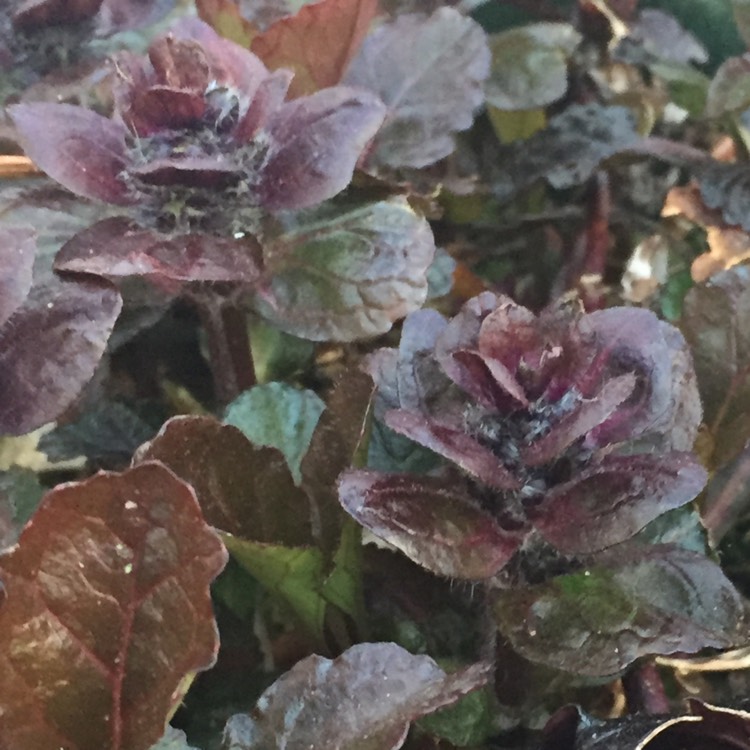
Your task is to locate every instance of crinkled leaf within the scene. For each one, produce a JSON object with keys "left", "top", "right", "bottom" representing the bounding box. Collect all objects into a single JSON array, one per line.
[
  {"left": 0, "top": 276, "right": 122, "bottom": 436},
  {"left": 135, "top": 416, "right": 313, "bottom": 545},
  {"left": 55, "top": 218, "right": 264, "bottom": 286},
  {"left": 258, "top": 87, "right": 386, "bottom": 211},
  {"left": 221, "top": 534, "right": 326, "bottom": 639},
  {"left": 0, "top": 467, "right": 44, "bottom": 551},
  {"left": 486, "top": 23, "right": 581, "bottom": 111},
  {"left": 681, "top": 264, "right": 750, "bottom": 462},
  {"left": 9, "top": 104, "right": 133, "bottom": 205},
  {"left": 251, "top": 0, "right": 380, "bottom": 98},
  {"left": 493, "top": 104, "right": 640, "bottom": 200},
  {"left": 696, "top": 161, "right": 750, "bottom": 232},
  {"left": 196, "top": 0, "right": 258, "bottom": 47},
  {"left": 629, "top": 9, "right": 708, "bottom": 65},
  {"left": 338, "top": 470, "right": 522, "bottom": 579},
  {"left": 0, "top": 227, "right": 35, "bottom": 327},
  {"left": 534, "top": 453, "right": 707, "bottom": 554},
  {"left": 0, "top": 462, "right": 227, "bottom": 750},
  {"left": 39, "top": 400, "right": 156, "bottom": 466},
  {"left": 249, "top": 197, "right": 435, "bottom": 340},
  {"left": 222, "top": 642, "right": 491, "bottom": 750},
  {"left": 345, "top": 7, "right": 490, "bottom": 168},
  {"left": 492, "top": 545, "right": 746, "bottom": 676},
  {"left": 149, "top": 725, "right": 200, "bottom": 750},
  {"left": 706, "top": 54, "right": 750, "bottom": 117},
  {"left": 224, "top": 382, "right": 324, "bottom": 485}
]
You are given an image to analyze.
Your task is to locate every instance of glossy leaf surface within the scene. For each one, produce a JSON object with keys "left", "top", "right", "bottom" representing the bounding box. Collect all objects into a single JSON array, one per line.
[
  {"left": 223, "top": 642, "right": 491, "bottom": 750},
  {"left": 136, "top": 416, "right": 313, "bottom": 545},
  {"left": 0, "top": 462, "right": 227, "bottom": 750},
  {"left": 492, "top": 545, "right": 746, "bottom": 676}
]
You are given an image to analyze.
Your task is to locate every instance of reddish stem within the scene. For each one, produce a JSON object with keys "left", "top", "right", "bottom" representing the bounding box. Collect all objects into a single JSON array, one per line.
[
  {"left": 192, "top": 294, "right": 256, "bottom": 404},
  {"left": 622, "top": 661, "right": 670, "bottom": 715}
]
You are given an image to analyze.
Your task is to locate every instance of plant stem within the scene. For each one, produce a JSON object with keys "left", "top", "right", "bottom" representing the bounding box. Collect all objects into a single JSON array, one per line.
[
  {"left": 622, "top": 660, "right": 670, "bottom": 715},
  {"left": 193, "top": 295, "right": 256, "bottom": 404},
  {"left": 634, "top": 137, "right": 713, "bottom": 168}
]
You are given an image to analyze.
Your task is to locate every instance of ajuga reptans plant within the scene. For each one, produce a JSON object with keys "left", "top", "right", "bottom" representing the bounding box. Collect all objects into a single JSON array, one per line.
[{"left": 339, "top": 292, "right": 746, "bottom": 675}]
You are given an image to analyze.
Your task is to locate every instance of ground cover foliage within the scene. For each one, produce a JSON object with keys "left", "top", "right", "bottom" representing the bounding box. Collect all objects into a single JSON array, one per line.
[{"left": 4, "top": 0, "right": 750, "bottom": 747}]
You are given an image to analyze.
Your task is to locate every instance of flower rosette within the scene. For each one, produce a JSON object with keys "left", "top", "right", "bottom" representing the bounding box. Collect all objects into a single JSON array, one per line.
[
  {"left": 8, "top": 19, "right": 436, "bottom": 348},
  {"left": 339, "top": 293, "right": 746, "bottom": 675},
  {"left": 10, "top": 18, "right": 386, "bottom": 225}
]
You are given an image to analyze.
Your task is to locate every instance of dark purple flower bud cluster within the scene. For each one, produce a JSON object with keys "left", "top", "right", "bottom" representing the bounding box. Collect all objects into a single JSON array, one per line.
[
  {"left": 339, "top": 292, "right": 706, "bottom": 584},
  {"left": 0, "top": 0, "right": 173, "bottom": 83},
  {"left": 10, "top": 19, "right": 387, "bottom": 239}
]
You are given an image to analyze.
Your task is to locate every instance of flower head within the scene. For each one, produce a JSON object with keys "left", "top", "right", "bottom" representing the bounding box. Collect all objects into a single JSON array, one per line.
[
  {"left": 339, "top": 292, "right": 706, "bottom": 582},
  {"left": 10, "top": 19, "right": 387, "bottom": 235}
]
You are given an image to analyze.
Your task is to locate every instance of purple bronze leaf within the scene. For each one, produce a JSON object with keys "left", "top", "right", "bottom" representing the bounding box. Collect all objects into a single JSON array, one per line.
[
  {"left": 258, "top": 86, "right": 386, "bottom": 211},
  {"left": 9, "top": 103, "right": 134, "bottom": 205},
  {"left": 345, "top": 7, "right": 490, "bottom": 168},
  {"left": 0, "top": 227, "right": 35, "bottom": 328},
  {"left": 434, "top": 291, "right": 507, "bottom": 408},
  {"left": 338, "top": 469, "right": 522, "bottom": 579},
  {"left": 521, "top": 373, "right": 636, "bottom": 466},
  {"left": 55, "top": 218, "right": 263, "bottom": 286},
  {"left": 384, "top": 410, "right": 520, "bottom": 490},
  {"left": 492, "top": 544, "right": 746, "bottom": 676},
  {"left": 583, "top": 307, "right": 700, "bottom": 448},
  {"left": 223, "top": 642, "right": 491, "bottom": 750},
  {"left": 0, "top": 276, "right": 122, "bottom": 435},
  {"left": 534, "top": 453, "right": 708, "bottom": 554}
]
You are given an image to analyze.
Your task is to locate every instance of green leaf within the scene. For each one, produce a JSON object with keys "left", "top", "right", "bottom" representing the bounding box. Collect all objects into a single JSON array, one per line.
[
  {"left": 221, "top": 534, "right": 327, "bottom": 641},
  {"left": 249, "top": 197, "right": 435, "bottom": 341},
  {"left": 633, "top": 506, "right": 708, "bottom": 554},
  {"left": 0, "top": 467, "right": 44, "bottom": 550},
  {"left": 706, "top": 55, "right": 750, "bottom": 117},
  {"left": 224, "top": 382, "right": 325, "bottom": 485},
  {"left": 248, "top": 319, "right": 315, "bottom": 384},
  {"left": 321, "top": 518, "right": 364, "bottom": 627},
  {"left": 418, "top": 685, "right": 495, "bottom": 747},
  {"left": 486, "top": 23, "right": 581, "bottom": 111},
  {"left": 492, "top": 545, "right": 746, "bottom": 676},
  {"left": 149, "top": 726, "right": 200, "bottom": 750}
]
